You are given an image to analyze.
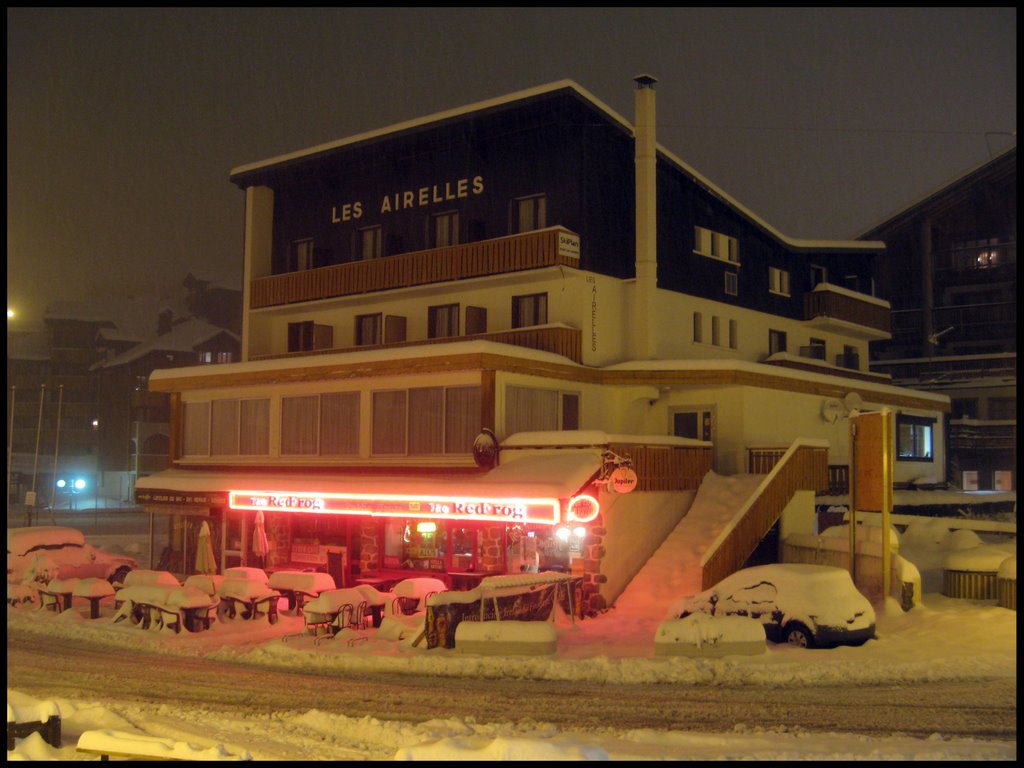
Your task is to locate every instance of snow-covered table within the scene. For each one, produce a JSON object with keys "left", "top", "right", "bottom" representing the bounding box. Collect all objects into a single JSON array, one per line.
[
  {"left": 37, "top": 577, "right": 79, "bottom": 612},
  {"left": 122, "top": 569, "right": 181, "bottom": 588},
  {"left": 216, "top": 578, "right": 281, "bottom": 624},
  {"left": 183, "top": 574, "right": 225, "bottom": 596},
  {"left": 73, "top": 577, "right": 117, "bottom": 619},
  {"left": 222, "top": 566, "right": 269, "bottom": 584},
  {"left": 392, "top": 577, "right": 447, "bottom": 615},
  {"left": 266, "top": 570, "right": 336, "bottom": 612},
  {"left": 114, "top": 584, "right": 218, "bottom": 633},
  {"left": 301, "top": 588, "right": 368, "bottom": 634}
]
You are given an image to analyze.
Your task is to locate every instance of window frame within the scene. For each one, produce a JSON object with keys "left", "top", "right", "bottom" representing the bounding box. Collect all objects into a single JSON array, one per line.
[
  {"left": 896, "top": 414, "right": 935, "bottom": 462},
  {"left": 427, "top": 303, "right": 460, "bottom": 339},
  {"left": 511, "top": 292, "right": 548, "bottom": 329},
  {"left": 769, "top": 266, "right": 791, "bottom": 297},
  {"left": 356, "top": 225, "right": 382, "bottom": 260},
  {"left": 510, "top": 194, "right": 547, "bottom": 234}
]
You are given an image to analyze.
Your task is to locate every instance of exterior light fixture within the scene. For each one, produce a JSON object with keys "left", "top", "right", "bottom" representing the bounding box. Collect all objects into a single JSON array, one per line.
[{"left": 555, "top": 527, "right": 571, "bottom": 542}]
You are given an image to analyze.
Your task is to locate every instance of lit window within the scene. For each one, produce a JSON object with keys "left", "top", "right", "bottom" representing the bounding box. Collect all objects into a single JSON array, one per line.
[{"left": 897, "top": 415, "right": 934, "bottom": 461}]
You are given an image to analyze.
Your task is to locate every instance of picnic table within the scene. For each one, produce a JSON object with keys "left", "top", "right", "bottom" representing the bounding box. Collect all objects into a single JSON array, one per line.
[
  {"left": 353, "top": 584, "right": 395, "bottom": 627},
  {"left": 38, "top": 577, "right": 79, "bottom": 612},
  {"left": 391, "top": 577, "right": 447, "bottom": 615},
  {"left": 216, "top": 578, "right": 281, "bottom": 624},
  {"left": 222, "top": 566, "right": 269, "bottom": 584},
  {"left": 301, "top": 588, "right": 368, "bottom": 635},
  {"left": 183, "top": 574, "right": 225, "bottom": 596},
  {"left": 113, "top": 584, "right": 218, "bottom": 633},
  {"left": 123, "top": 569, "right": 181, "bottom": 588},
  {"left": 74, "top": 578, "right": 116, "bottom": 618},
  {"left": 36, "top": 577, "right": 115, "bottom": 618},
  {"left": 267, "top": 570, "right": 336, "bottom": 612}
]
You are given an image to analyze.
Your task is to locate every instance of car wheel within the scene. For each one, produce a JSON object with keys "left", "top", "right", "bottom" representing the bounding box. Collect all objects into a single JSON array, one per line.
[
  {"left": 784, "top": 622, "right": 814, "bottom": 648},
  {"left": 109, "top": 565, "right": 132, "bottom": 586}
]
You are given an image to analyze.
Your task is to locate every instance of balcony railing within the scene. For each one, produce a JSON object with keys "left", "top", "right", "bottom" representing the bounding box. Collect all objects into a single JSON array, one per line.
[
  {"left": 803, "top": 284, "right": 891, "bottom": 338},
  {"left": 934, "top": 241, "right": 1016, "bottom": 274},
  {"left": 251, "top": 324, "right": 584, "bottom": 365},
  {"left": 251, "top": 227, "right": 581, "bottom": 309},
  {"left": 949, "top": 420, "right": 1018, "bottom": 451}
]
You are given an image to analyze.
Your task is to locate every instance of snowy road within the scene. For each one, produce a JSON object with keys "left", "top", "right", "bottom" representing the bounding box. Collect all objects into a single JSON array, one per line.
[{"left": 7, "top": 628, "right": 1016, "bottom": 741}]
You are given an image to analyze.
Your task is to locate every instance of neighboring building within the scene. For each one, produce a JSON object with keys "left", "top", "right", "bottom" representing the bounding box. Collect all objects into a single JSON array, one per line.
[
  {"left": 6, "top": 277, "right": 240, "bottom": 510},
  {"left": 861, "top": 146, "right": 1016, "bottom": 492},
  {"left": 136, "top": 78, "right": 948, "bottom": 612}
]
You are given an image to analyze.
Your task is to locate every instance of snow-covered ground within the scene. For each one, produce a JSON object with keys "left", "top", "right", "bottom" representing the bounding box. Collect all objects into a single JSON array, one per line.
[{"left": 6, "top": 486, "right": 1016, "bottom": 760}]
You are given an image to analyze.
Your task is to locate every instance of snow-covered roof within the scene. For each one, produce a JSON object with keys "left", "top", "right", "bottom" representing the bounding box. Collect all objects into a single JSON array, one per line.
[
  {"left": 92, "top": 318, "right": 239, "bottom": 370},
  {"left": 149, "top": 339, "right": 949, "bottom": 408},
  {"left": 136, "top": 449, "right": 604, "bottom": 502},
  {"left": 502, "top": 430, "right": 709, "bottom": 448},
  {"left": 230, "top": 79, "right": 882, "bottom": 254}
]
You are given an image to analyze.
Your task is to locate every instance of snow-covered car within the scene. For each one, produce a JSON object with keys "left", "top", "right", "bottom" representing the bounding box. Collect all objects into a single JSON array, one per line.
[
  {"left": 672, "top": 564, "right": 876, "bottom": 648},
  {"left": 7, "top": 526, "right": 136, "bottom": 585}
]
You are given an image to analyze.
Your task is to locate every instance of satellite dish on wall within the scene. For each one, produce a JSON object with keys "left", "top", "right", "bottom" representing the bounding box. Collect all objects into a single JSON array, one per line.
[
  {"left": 843, "top": 392, "right": 864, "bottom": 412},
  {"left": 821, "top": 399, "right": 844, "bottom": 424}
]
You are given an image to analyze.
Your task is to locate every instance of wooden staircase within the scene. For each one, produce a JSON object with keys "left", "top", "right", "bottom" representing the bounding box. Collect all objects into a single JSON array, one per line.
[{"left": 700, "top": 440, "right": 829, "bottom": 589}]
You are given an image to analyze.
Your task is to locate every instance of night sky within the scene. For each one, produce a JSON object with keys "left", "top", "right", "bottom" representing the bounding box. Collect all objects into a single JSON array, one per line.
[{"left": 7, "top": 8, "right": 1016, "bottom": 327}]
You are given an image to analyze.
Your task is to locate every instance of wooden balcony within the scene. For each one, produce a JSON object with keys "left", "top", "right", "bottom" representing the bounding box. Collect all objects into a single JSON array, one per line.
[
  {"left": 251, "top": 324, "right": 584, "bottom": 365},
  {"left": 251, "top": 227, "right": 581, "bottom": 309},
  {"left": 804, "top": 284, "right": 891, "bottom": 340}
]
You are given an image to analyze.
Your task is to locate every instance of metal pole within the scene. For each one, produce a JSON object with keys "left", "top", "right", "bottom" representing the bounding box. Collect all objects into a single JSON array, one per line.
[
  {"left": 848, "top": 417, "right": 857, "bottom": 582},
  {"left": 50, "top": 384, "right": 63, "bottom": 525},
  {"left": 6, "top": 385, "right": 15, "bottom": 509},
  {"left": 31, "top": 384, "right": 46, "bottom": 493}
]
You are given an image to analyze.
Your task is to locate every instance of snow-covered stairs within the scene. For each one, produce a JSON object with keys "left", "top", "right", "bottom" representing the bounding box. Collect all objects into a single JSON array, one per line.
[{"left": 610, "top": 472, "right": 765, "bottom": 621}]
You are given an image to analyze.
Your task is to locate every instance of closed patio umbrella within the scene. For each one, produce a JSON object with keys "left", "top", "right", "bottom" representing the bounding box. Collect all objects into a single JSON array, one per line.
[
  {"left": 252, "top": 509, "right": 270, "bottom": 567},
  {"left": 196, "top": 521, "right": 217, "bottom": 575}
]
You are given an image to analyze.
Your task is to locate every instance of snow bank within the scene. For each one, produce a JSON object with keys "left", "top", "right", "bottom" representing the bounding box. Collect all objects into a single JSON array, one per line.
[
  {"left": 455, "top": 620, "right": 557, "bottom": 656},
  {"left": 76, "top": 729, "right": 251, "bottom": 761},
  {"left": 942, "top": 542, "right": 1017, "bottom": 572},
  {"left": 655, "top": 613, "right": 765, "bottom": 657}
]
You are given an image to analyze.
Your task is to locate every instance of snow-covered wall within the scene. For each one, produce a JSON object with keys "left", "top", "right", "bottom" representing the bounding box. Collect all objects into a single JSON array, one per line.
[{"left": 598, "top": 489, "right": 696, "bottom": 608}]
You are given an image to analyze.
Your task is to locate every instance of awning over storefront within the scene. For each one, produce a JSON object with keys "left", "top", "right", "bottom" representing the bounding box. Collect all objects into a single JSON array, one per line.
[{"left": 135, "top": 449, "right": 604, "bottom": 527}]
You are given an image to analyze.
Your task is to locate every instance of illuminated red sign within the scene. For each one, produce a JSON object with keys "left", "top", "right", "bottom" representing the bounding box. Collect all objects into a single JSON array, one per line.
[{"left": 228, "top": 490, "right": 563, "bottom": 526}]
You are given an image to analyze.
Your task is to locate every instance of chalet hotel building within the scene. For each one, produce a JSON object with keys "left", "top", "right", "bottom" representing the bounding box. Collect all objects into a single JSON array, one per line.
[{"left": 136, "top": 78, "right": 947, "bottom": 614}]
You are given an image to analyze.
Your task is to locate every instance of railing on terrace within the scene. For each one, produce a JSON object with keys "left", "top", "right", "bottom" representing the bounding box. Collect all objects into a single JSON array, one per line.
[
  {"left": 703, "top": 441, "right": 829, "bottom": 589},
  {"left": 251, "top": 227, "right": 581, "bottom": 309},
  {"left": 803, "top": 285, "right": 891, "bottom": 336},
  {"left": 934, "top": 241, "right": 1016, "bottom": 273},
  {"left": 948, "top": 421, "right": 1018, "bottom": 451},
  {"left": 251, "top": 325, "right": 584, "bottom": 365},
  {"left": 608, "top": 443, "right": 712, "bottom": 492},
  {"left": 749, "top": 447, "right": 848, "bottom": 496}
]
